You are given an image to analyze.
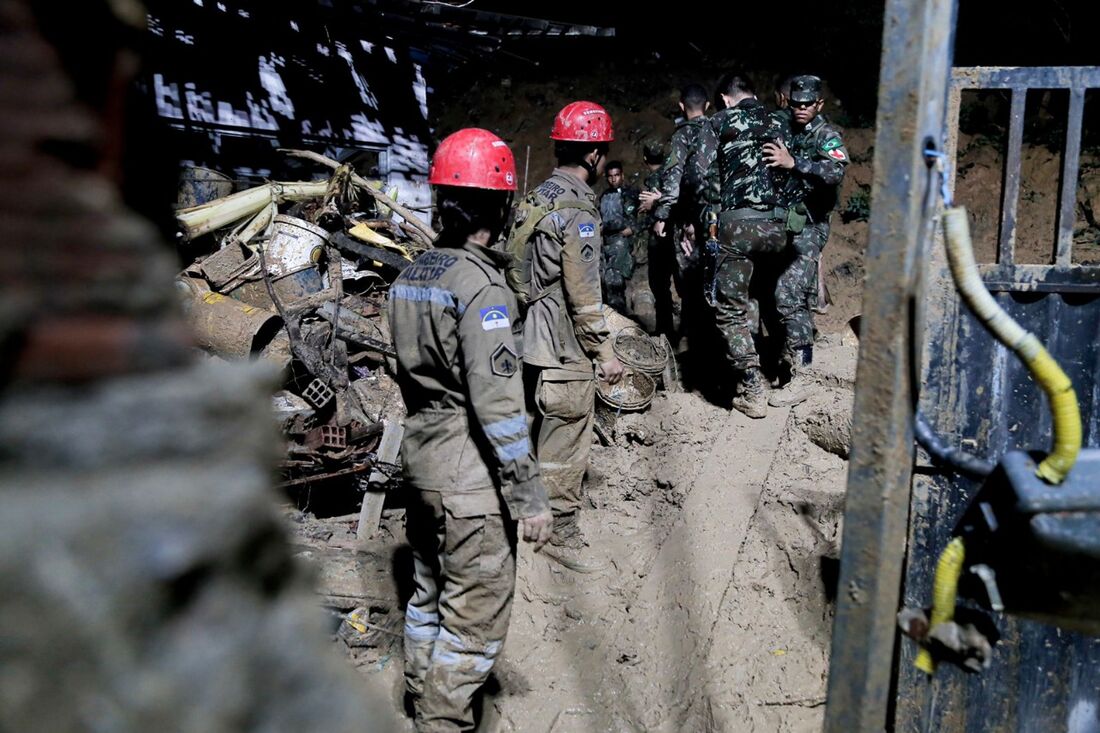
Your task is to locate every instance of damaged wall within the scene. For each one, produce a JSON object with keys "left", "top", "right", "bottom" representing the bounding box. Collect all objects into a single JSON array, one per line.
[{"left": 143, "top": 1, "right": 432, "bottom": 216}]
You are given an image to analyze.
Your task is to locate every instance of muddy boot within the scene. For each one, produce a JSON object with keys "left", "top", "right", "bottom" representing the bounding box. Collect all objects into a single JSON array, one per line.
[
  {"left": 731, "top": 368, "right": 768, "bottom": 419},
  {"left": 769, "top": 346, "right": 814, "bottom": 408},
  {"left": 540, "top": 512, "right": 607, "bottom": 574}
]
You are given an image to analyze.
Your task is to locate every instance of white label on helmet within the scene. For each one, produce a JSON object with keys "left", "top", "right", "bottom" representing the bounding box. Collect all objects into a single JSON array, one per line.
[{"left": 491, "top": 141, "right": 508, "bottom": 147}]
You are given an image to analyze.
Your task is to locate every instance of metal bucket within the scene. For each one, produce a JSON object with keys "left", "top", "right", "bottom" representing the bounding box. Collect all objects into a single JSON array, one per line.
[
  {"left": 178, "top": 166, "right": 233, "bottom": 208},
  {"left": 181, "top": 289, "right": 284, "bottom": 359},
  {"left": 266, "top": 215, "right": 328, "bottom": 277},
  {"left": 227, "top": 266, "right": 324, "bottom": 309}
]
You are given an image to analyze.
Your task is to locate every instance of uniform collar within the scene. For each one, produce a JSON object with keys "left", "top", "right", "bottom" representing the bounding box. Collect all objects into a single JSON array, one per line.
[
  {"left": 799, "top": 113, "right": 826, "bottom": 135},
  {"left": 463, "top": 238, "right": 510, "bottom": 269},
  {"left": 552, "top": 167, "right": 594, "bottom": 196},
  {"left": 734, "top": 97, "right": 762, "bottom": 110}
]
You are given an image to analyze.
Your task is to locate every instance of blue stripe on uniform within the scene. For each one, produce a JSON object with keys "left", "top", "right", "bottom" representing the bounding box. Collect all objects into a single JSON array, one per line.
[
  {"left": 391, "top": 284, "right": 466, "bottom": 315},
  {"left": 484, "top": 415, "right": 527, "bottom": 440},
  {"left": 495, "top": 437, "right": 530, "bottom": 462}
]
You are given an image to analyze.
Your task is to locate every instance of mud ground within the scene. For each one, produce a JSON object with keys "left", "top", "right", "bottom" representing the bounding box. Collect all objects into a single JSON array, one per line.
[{"left": 287, "top": 334, "right": 856, "bottom": 732}]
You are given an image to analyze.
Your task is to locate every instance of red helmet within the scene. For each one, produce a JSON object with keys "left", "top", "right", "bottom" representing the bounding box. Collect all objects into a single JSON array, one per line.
[
  {"left": 550, "top": 101, "right": 614, "bottom": 142},
  {"left": 428, "top": 128, "right": 517, "bottom": 191}
]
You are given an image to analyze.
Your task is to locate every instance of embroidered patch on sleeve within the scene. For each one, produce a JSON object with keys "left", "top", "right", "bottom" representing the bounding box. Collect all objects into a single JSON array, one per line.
[
  {"left": 490, "top": 343, "right": 518, "bottom": 377},
  {"left": 827, "top": 148, "right": 847, "bottom": 161},
  {"left": 580, "top": 242, "right": 596, "bottom": 262},
  {"left": 821, "top": 137, "right": 843, "bottom": 151},
  {"left": 479, "top": 305, "right": 510, "bottom": 331},
  {"left": 578, "top": 222, "right": 596, "bottom": 239}
]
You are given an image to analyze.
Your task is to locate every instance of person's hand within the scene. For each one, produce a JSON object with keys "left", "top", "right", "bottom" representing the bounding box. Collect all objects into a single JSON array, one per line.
[
  {"left": 653, "top": 220, "right": 666, "bottom": 237},
  {"left": 597, "top": 357, "right": 625, "bottom": 384},
  {"left": 622, "top": 227, "right": 634, "bottom": 237},
  {"left": 680, "top": 237, "right": 694, "bottom": 257},
  {"left": 637, "top": 190, "right": 660, "bottom": 212},
  {"left": 763, "top": 139, "right": 795, "bottom": 169},
  {"left": 518, "top": 510, "right": 553, "bottom": 552}
]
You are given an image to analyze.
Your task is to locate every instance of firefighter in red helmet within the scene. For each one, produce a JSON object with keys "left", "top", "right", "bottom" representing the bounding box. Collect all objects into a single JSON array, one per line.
[
  {"left": 506, "top": 101, "right": 625, "bottom": 572},
  {"left": 389, "top": 127, "right": 551, "bottom": 731}
]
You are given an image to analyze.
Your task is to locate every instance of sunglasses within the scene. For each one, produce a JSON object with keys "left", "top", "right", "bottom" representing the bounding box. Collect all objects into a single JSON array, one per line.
[{"left": 791, "top": 99, "right": 820, "bottom": 108}]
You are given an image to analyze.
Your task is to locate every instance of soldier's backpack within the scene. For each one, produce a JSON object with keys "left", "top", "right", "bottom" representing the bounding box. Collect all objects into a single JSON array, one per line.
[{"left": 500, "top": 191, "right": 598, "bottom": 308}]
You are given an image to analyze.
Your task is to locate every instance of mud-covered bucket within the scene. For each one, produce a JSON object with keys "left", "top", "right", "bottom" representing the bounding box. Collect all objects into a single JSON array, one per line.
[
  {"left": 266, "top": 215, "right": 328, "bottom": 277},
  {"left": 178, "top": 166, "right": 233, "bottom": 208},
  {"left": 596, "top": 370, "right": 656, "bottom": 411}
]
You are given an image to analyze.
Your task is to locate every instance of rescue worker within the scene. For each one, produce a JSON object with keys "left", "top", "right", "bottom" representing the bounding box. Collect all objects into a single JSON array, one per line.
[
  {"left": 598, "top": 160, "right": 639, "bottom": 313},
  {"left": 389, "top": 128, "right": 552, "bottom": 732},
  {"left": 705, "top": 70, "right": 789, "bottom": 418},
  {"left": 763, "top": 74, "right": 849, "bottom": 406},
  {"left": 521, "top": 101, "right": 625, "bottom": 569}
]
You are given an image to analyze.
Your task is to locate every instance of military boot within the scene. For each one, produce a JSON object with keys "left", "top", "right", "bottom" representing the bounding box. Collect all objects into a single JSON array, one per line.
[
  {"left": 731, "top": 367, "right": 768, "bottom": 419},
  {"left": 768, "top": 345, "right": 814, "bottom": 407},
  {"left": 540, "top": 512, "right": 607, "bottom": 573}
]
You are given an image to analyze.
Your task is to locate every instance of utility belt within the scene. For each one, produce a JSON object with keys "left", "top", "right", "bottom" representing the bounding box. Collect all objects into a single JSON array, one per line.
[{"left": 719, "top": 206, "right": 788, "bottom": 223}]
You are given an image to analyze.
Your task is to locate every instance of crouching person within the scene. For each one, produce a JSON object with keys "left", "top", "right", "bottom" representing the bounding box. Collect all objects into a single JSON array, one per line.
[{"left": 388, "top": 128, "right": 552, "bottom": 732}]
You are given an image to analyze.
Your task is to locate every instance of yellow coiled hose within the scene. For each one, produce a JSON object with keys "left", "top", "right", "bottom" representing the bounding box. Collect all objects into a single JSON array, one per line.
[
  {"left": 914, "top": 537, "right": 966, "bottom": 674},
  {"left": 942, "top": 207, "right": 1082, "bottom": 484}
]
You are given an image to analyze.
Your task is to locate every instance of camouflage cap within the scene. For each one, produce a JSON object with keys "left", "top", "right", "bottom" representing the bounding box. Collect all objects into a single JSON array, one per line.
[
  {"left": 642, "top": 138, "right": 667, "bottom": 163},
  {"left": 789, "top": 75, "right": 823, "bottom": 104}
]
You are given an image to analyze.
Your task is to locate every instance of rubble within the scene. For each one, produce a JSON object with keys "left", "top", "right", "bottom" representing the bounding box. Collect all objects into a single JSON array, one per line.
[{"left": 173, "top": 151, "right": 427, "bottom": 511}]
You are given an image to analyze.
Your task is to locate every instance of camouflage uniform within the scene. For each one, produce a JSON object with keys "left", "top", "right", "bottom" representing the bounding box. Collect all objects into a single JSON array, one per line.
[
  {"left": 523, "top": 169, "right": 616, "bottom": 518},
  {"left": 705, "top": 98, "right": 788, "bottom": 372},
  {"left": 598, "top": 181, "right": 639, "bottom": 313},
  {"left": 655, "top": 116, "right": 720, "bottom": 351},
  {"left": 769, "top": 96, "right": 848, "bottom": 357},
  {"left": 638, "top": 151, "right": 670, "bottom": 335},
  {"left": 389, "top": 240, "right": 549, "bottom": 732}
]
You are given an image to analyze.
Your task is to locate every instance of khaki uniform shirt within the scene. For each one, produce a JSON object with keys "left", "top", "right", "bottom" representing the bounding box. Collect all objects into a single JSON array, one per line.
[{"left": 388, "top": 239, "right": 548, "bottom": 518}]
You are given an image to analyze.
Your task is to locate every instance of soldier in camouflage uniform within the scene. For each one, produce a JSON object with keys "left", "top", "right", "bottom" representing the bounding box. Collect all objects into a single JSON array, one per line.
[
  {"left": 763, "top": 75, "right": 848, "bottom": 407},
  {"left": 704, "top": 70, "right": 789, "bottom": 418},
  {"left": 643, "top": 83, "right": 719, "bottom": 366},
  {"left": 635, "top": 140, "right": 670, "bottom": 335},
  {"left": 597, "top": 161, "right": 638, "bottom": 313},
  {"left": 522, "top": 101, "right": 624, "bottom": 571},
  {"left": 389, "top": 129, "right": 552, "bottom": 732}
]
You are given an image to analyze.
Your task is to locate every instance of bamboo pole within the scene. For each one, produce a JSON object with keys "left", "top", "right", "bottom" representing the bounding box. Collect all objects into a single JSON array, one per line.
[{"left": 279, "top": 148, "right": 438, "bottom": 244}]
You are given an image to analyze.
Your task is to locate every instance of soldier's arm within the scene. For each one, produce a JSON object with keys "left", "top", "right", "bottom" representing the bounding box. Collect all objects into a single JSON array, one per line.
[
  {"left": 793, "top": 131, "right": 848, "bottom": 186},
  {"left": 623, "top": 188, "right": 639, "bottom": 232},
  {"left": 456, "top": 282, "right": 548, "bottom": 519},
  {"left": 655, "top": 133, "right": 688, "bottom": 221},
  {"left": 557, "top": 209, "right": 616, "bottom": 363},
  {"left": 702, "top": 118, "right": 722, "bottom": 216},
  {"left": 695, "top": 122, "right": 720, "bottom": 220}
]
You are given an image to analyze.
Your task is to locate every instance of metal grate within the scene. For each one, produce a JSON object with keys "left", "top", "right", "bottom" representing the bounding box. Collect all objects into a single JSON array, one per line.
[{"left": 947, "top": 67, "right": 1100, "bottom": 288}]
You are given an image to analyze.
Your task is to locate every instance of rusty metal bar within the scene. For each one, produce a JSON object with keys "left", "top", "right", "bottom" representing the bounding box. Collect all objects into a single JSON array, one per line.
[
  {"left": 999, "top": 88, "right": 1026, "bottom": 266},
  {"left": 823, "top": 0, "right": 957, "bottom": 729},
  {"left": 1056, "top": 87, "right": 1085, "bottom": 266},
  {"left": 952, "top": 66, "right": 1100, "bottom": 89}
]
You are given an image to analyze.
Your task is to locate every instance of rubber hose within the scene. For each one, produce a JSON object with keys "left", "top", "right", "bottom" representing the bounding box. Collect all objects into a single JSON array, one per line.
[{"left": 942, "top": 207, "right": 1081, "bottom": 484}]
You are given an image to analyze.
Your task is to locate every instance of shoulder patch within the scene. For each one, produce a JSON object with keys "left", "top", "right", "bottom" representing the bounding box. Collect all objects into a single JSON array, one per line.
[
  {"left": 580, "top": 241, "right": 596, "bottom": 262},
  {"left": 578, "top": 222, "right": 596, "bottom": 239},
  {"left": 479, "top": 304, "right": 511, "bottom": 331},
  {"left": 827, "top": 148, "right": 848, "bottom": 161},
  {"left": 822, "top": 137, "right": 843, "bottom": 151},
  {"left": 490, "top": 343, "right": 518, "bottom": 377}
]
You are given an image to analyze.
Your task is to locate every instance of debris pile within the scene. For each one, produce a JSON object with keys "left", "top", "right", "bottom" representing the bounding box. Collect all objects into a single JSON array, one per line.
[{"left": 174, "top": 150, "right": 432, "bottom": 518}]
